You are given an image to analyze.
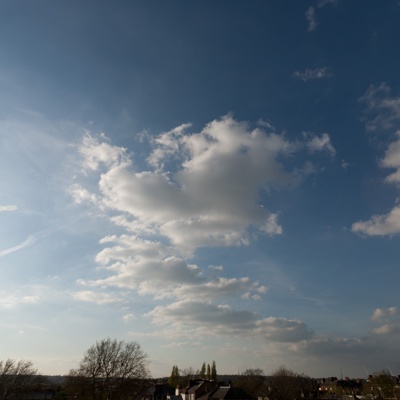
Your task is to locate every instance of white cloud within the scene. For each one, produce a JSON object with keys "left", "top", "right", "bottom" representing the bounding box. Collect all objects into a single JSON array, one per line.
[
  {"left": 306, "top": 7, "right": 318, "bottom": 32},
  {"left": 79, "top": 235, "right": 263, "bottom": 302},
  {"left": 370, "top": 307, "right": 399, "bottom": 335},
  {"left": 146, "top": 299, "right": 313, "bottom": 343},
  {"left": 122, "top": 313, "right": 135, "bottom": 322},
  {"left": 371, "top": 306, "right": 397, "bottom": 321},
  {"left": 0, "top": 294, "right": 40, "bottom": 308},
  {"left": 305, "top": 0, "right": 336, "bottom": 32},
  {"left": 293, "top": 67, "right": 332, "bottom": 81},
  {"left": 352, "top": 85, "right": 400, "bottom": 236},
  {"left": 72, "top": 290, "right": 122, "bottom": 304},
  {"left": 76, "top": 116, "right": 304, "bottom": 256},
  {"left": 208, "top": 265, "right": 224, "bottom": 271},
  {"left": 168, "top": 277, "right": 262, "bottom": 302},
  {"left": 261, "top": 213, "right": 283, "bottom": 236},
  {"left": 352, "top": 206, "right": 400, "bottom": 236},
  {"left": 291, "top": 335, "right": 374, "bottom": 357},
  {"left": 79, "top": 132, "right": 129, "bottom": 171},
  {"left": 0, "top": 205, "right": 17, "bottom": 212},
  {"left": 254, "top": 317, "right": 313, "bottom": 342},
  {"left": 359, "top": 83, "right": 400, "bottom": 132},
  {"left": 72, "top": 116, "right": 339, "bottom": 346},
  {"left": 22, "top": 296, "right": 40, "bottom": 304},
  {"left": 381, "top": 131, "right": 400, "bottom": 184},
  {"left": 341, "top": 160, "right": 349, "bottom": 170},
  {"left": 68, "top": 183, "right": 98, "bottom": 205},
  {"left": 90, "top": 236, "right": 205, "bottom": 291},
  {"left": 372, "top": 323, "right": 400, "bottom": 335},
  {"left": 161, "top": 341, "right": 193, "bottom": 348},
  {"left": 304, "top": 132, "right": 336, "bottom": 156},
  {"left": 147, "top": 123, "right": 192, "bottom": 169}
]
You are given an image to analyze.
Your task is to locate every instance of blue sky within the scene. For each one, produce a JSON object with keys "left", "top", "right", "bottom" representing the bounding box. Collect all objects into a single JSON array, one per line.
[{"left": 1, "top": 0, "right": 400, "bottom": 378}]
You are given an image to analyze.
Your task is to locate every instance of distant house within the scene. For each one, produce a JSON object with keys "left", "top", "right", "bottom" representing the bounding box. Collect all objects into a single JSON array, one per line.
[
  {"left": 170, "top": 381, "right": 253, "bottom": 400},
  {"left": 210, "top": 386, "right": 253, "bottom": 400},
  {"left": 188, "top": 381, "right": 219, "bottom": 400},
  {"left": 26, "top": 389, "right": 56, "bottom": 400},
  {"left": 154, "top": 383, "right": 176, "bottom": 400}
]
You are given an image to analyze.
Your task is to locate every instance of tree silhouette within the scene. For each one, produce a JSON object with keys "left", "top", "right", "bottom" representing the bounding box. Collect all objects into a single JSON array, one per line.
[
  {"left": 199, "top": 363, "right": 206, "bottom": 379},
  {"left": 67, "top": 338, "right": 150, "bottom": 400},
  {"left": 168, "top": 365, "right": 180, "bottom": 388},
  {"left": 0, "top": 359, "right": 39, "bottom": 400},
  {"left": 211, "top": 361, "right": 217, "bottom": 381}
]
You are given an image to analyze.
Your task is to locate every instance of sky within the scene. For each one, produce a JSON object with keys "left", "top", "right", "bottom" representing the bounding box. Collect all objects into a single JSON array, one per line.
[{"left": 1, "top": 0, "right": 400, "bottom": 379}]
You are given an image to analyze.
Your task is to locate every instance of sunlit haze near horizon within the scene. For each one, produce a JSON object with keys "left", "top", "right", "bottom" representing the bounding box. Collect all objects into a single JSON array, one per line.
[{"left": 1, "top": 0, "right": 400, "bottom": 379}]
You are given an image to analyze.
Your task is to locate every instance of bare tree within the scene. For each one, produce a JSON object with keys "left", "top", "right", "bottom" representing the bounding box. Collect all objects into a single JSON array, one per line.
[
  {"left": 0, "top": 359, "right": 38, "bottom": 400},
  {"left": 67, "top": 338, "right": 150, "bottom": 400},
  {"left": 179, "top": 366, "right": 196, "bottom": 388}
]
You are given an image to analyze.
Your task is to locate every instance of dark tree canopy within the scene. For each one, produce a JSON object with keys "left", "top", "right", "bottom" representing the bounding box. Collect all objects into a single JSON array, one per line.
[
  {"left": 235, "top": 368, "right": 266, "bottom": 400},
  {"left": 267, "top": 366, "right": 305, "bottom": 400},
  {"left": 67, "top": 338, "right": 150, "bottom": 400},
  {"left": 363, "top": 370, "right": 396, "bottom": 398}
]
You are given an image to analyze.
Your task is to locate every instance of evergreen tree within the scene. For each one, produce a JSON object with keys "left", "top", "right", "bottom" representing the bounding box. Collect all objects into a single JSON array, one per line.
[
  {"left": 206, "top": 364, "right": 211, "bottom": 380},
  {"left": 211, "top": 361, "right": 217, "bottom": 381},
  {"left": 168, "top": 365, "right": 180, "bottom": 388},
  {"left": 199, "top": 362, "right": 206, "bottom": 379}
]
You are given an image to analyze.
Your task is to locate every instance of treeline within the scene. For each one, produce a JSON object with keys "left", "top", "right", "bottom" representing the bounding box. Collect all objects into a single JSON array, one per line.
[
  {"left": 0, "top": 359, "right": 49, "bottom": 400},
  {"left": 3, "top": 338, "right": 400, "bottom": 400},
  {"left": 168, "top": 364, "right": 400, "bottom": 400},
  {"left": 235, "top": 366, "right": 318, "bottom": 400},
  {"left": 230, "top": 367, "right": 400, "bottom": 400},
  {"left": 168, "top": 361, "right": 217, "bottom": 387},
  {"left": 0, "top": 338, "right": 151, "bottom": 400}
]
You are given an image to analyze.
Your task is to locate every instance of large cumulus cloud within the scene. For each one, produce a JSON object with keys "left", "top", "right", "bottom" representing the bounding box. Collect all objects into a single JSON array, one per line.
[{"left": 71, "top": 115, "right": 337, "bottom": 351}]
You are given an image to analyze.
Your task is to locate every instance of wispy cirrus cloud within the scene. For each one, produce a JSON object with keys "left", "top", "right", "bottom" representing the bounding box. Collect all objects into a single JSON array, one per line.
[
  {"left": 0, "top": 220, "right": 81, "bottom": 258},
  {"left": 0, "top": 205, "right": 17, "bottom": 212},
  {"left": 0, "top": 234, "right": 42, "bottom": 258}
]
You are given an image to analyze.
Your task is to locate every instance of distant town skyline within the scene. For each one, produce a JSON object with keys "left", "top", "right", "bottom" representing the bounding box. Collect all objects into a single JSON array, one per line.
[{"left": 1, "top": 0, "right": 400, "bottom": 378}]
